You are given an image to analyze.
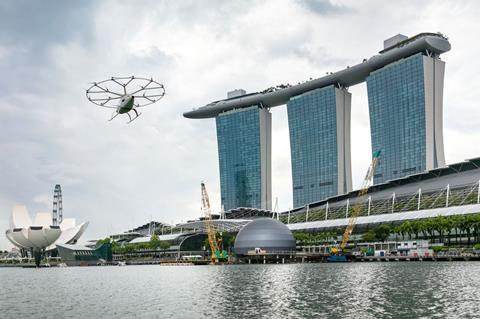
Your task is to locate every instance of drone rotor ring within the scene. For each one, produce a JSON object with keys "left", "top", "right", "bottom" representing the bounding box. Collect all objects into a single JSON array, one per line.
[{"left": 86, "top": 76, "right": 165, "bottom": 109}]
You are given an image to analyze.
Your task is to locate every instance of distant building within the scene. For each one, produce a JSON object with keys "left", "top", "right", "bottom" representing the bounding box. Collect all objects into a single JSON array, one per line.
[
  {"left": 367, "top": 52, "right": 445, "bottom": 183},
  {"left": 234, "top": 218, "right": 296, "bottom": 256},
  {"left": 216, "top": 101, "right": 271, "bottom": 211},
  {"left": 282, "top": 157, "right": 480, "bottom": 232},
  {"left": 109, "top": 232, "right": 143, "bottom": 244},
  {"left": 5, "top": 205, "right": 88, "bottom": 266},
  {"left": 287, "top": 85, "right": 352, "bottom": 207},
  {"left": 184, "top": 32, "right": 451, "bottom": 209},
  {"left": 383, "top": 34, "right": 408, "bottom": 50},
  {"left": 56, "top": 243, "right": 112, "bottom": 266},
  {"left": 127, "top": 221, "right": 172, "bottom": 236}
]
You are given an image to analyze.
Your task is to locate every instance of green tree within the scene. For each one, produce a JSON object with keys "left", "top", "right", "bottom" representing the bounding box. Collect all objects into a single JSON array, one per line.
[
  {"left": 422, "top": 218, "right": 435, "bottom": 242},
  {"left": 159, "top": 240, "right": 170, "bottom": 256},
  {"left": 410, "top": 220, "right": 421, "bottom": 240},
  {"left": 374, "top": 224, "right": 391, "bottom": 242},
  {"left": 460, "top": 215, "right": 474, "bottom": 246},
  {"left": 395, "top": 224, "right": 406, "bottom": 241},
  {"left": 433, "top": 215, "right": 447, "bottom": 243},
  {"left": 112, "top": 244, "right": 125, "bottom": 255},
  {"left": 124, "top": 244, "right": 135, "bottom": 253},
  {"left": 472, "top": 214, "right": 480, "bottom": 244},
  {"left": 218, "top": 232, "right": 236, "bottom": 251},
  {"left": 443, "top": 216, "right": 454, "bottom": 245},
  {"left": 294, "top": 232, "right": 309, "bottom": 245},
  {"left": 362, "top": 230, "right": 376, "bottom": 242},
  {"left": 432, "top": 246, "right": 443, "bottom": 253},
  {"left": 402, "top": 221, "right": 413, "bottom": 240},
  {"left": 96, "top": 237, "right": 112, "bottom": 246},
  {"left": 451, "top": 215, "right": 463, "bottom": 244},
  {"left": 150, "top": 234, "right": 161, "bottom": 250}
]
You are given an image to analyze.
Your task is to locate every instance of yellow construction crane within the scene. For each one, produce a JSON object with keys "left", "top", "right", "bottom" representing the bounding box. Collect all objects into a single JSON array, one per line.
[
  {"left": 200, "top": 182, "right": 228, "bottom": 263},
  {"left": 329, "top": 150, "right": 381, "bottom": 262}
]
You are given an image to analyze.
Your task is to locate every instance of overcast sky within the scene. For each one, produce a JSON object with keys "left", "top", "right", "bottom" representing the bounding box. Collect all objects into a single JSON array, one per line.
[{"left": 1, "top": 0, "right": 480, "bottom": 250}]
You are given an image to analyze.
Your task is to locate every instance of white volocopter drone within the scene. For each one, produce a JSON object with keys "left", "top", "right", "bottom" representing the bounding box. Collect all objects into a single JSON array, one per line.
[{"left": 86, "top": 76, "right": 165, "bottom": 123}]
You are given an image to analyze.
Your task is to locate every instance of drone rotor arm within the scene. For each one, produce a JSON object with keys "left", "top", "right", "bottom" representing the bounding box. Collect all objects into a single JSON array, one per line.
[
  {"left": 88, "top": 96, "right": 122, "bottom": 101},
  {"left": 123, "top": 77, "right": 135, "bottom": 87},
  {"left": 132, "top": 93, "right": 165, "bottom": 106},
  {"left": 128, "top": 80, "right": 155, "bottom": 95},
  {"left": 93, "top": 83, "right": 123, "bottom": 96},
  {"left": 111, "top": 78, "right": 126, "bottom": 89},
  {"left": 141, "top": 86, "right": 164, "bottom": 91},
  {"left": 132, "top": 94, "right": 165, "bottom": 99},
  {"left": 144, "top": 96, "right": 156, "bottom": 103}
]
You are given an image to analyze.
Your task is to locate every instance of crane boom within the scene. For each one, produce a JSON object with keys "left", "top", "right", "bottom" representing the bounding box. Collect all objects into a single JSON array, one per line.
[
  {"left": 339, "top": 150, "right": 381, "bottom": 250},
  {"left": 200, "top": 182, "right": 228, "bottom": 262},
  {"left": 201, "top": 182, "right": 220, "bottom": 256}
]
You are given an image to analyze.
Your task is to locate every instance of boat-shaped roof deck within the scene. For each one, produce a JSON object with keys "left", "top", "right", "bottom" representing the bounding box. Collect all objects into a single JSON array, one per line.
[{"left": 184, "top": 33, "right": 450, "bottom": 119}]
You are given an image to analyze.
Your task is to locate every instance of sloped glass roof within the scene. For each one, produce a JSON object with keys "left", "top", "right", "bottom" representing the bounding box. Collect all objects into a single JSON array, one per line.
[{"left": 287, "top": 204, "right": 480, "bottom": 231}]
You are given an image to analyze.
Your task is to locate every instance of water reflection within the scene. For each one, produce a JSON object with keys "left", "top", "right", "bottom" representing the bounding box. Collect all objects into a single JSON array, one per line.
[{"left": 1, "top": 262, "right": 480, "bottom": 318}]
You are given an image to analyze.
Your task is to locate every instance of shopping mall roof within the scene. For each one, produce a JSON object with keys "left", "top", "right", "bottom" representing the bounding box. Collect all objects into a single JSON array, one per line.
[
  {"left": 286, "top": 157, "right": 480, "bottom": 213},
  {"left": 184, "top": 33, "right": 450, "bottom": 119},
  {"left": 127, "top": 221, "right": 173, "bottom": 233},
  {"left": 287, "top": 204, "right": 480, "bottom": 232},
  {"left": 129, "top": 233, "right": 191, "bottom": 244},
  {"left": 224, "top": 207, "right": 273, "bottom": 219},
  {"left": 178, "top": 219, "right": 251, "bottom": 233},
  {"left": 178, "top": 203, "right": 480, "bottom": 234}
]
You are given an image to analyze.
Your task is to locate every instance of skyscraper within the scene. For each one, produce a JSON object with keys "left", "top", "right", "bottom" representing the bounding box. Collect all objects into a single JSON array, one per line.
[
  {"left": 367, "top": 52, "right": 445, "bottom": 184},
  {"left": 216, "top": 103, "right": 272, "bottom": 211},
  {"left": 185, "top": 32, "right": 451, "bottom": 210},
  {"left": 287, "top": 85, "right": 352, "bottom": 207}
]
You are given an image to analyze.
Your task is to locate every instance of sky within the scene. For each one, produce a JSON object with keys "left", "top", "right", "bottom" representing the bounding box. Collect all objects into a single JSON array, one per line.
[{"left": 1, "top": 0, "right": 480, "bottom": 250}]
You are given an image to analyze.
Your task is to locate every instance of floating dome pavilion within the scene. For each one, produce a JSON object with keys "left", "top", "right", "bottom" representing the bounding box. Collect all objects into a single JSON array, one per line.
[{"left": 233, "top": 218, "right": 296, "bottom": 256}]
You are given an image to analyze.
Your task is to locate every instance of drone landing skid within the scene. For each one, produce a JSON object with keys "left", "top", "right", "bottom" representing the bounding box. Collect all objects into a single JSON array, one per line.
[
  {"left": 127, "top": 110, "right": 142, "bottom": 124},
  {"left": 108, "top": 112, "right": 120, "bottom": 122}
]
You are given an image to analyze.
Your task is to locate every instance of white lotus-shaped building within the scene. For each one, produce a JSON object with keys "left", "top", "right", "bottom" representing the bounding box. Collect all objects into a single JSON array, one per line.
[{"left": 5, "top": 205, "right": 88, "bottom": 251}]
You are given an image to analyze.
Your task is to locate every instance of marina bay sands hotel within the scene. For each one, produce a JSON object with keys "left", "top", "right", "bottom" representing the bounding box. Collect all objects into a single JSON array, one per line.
[{"left": 184, "top": 33, "right": 451, "bottom": 211}]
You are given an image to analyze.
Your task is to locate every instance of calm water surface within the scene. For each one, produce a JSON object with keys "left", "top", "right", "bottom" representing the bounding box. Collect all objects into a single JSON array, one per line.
[{"left": 1, "top": 262, "right": 479, "bottom": 318}]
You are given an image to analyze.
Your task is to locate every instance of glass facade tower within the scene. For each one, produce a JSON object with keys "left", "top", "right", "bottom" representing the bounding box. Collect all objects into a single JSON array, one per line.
[
  {"left": 287, "top": 85, "right": 352, "bottom": 208},
  {"left": 216, "top": 106, "right": 272, "bottom": 211},
  {"left": 367, "top": 52, "right": 445, "bottom": 184}
]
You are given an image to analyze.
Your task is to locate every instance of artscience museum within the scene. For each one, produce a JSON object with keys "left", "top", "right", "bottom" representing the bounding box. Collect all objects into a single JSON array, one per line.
[{"left": 5, "top": 205, "right": 88, "bottom": 265}]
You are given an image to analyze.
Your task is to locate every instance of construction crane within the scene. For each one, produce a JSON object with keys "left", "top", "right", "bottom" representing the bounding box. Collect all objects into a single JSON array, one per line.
[
  {"left": 328, "top": 150, "right": 381, "bottom": 262},
  {"left": 200, "top": 182, "right": 228, "bottom": 263}
]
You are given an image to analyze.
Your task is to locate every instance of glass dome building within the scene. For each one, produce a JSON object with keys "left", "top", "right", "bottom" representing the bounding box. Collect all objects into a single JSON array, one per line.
[{"left": 234, "top": 218, "right": 296, "bottom": 256}]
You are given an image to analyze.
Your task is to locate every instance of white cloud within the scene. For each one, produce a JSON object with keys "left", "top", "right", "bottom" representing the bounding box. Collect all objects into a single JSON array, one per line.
[{"left": 1, "top": 0, "right": 480, "bottom": 250}]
